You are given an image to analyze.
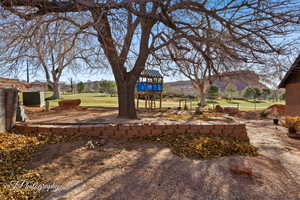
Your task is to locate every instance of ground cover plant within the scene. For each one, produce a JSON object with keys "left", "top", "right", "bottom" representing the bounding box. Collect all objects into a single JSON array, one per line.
[
  {"left": 162, "top": 111, "right": 236, "bottom": 123},
  {"left": 129, "top": 132, "right": 258, "bottom": 159}
]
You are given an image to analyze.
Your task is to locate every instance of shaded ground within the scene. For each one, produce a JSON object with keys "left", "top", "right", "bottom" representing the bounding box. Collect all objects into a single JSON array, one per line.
[
  {"left": 246, "top": 120, "right": 300, "bottom": 185},
  {"left": 25, "top": 107, "right": 118, "bottom": 124},
  {"left": 25, "top": 120, "right": 300, "bottom": 200},
  {"left": 25, "top": 107, "right": 236, "bottom": 125}
]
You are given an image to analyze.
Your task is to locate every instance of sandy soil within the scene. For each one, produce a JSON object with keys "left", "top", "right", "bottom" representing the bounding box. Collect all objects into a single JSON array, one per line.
[
  {"left": 25, "top": 107, "right": 118, "bottom": 124},
  {"left": 25, "top": 107, "right": 237, "bottom": 125},
  {"left": 25, "top": 119, "right": 300, "bottom": 200}
]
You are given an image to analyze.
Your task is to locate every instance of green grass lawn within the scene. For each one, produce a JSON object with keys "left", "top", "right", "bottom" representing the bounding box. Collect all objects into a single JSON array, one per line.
[
  {"left": 45, "top": 92, "right": 284, "bottom": 111},
  {"left": 205, "top": 98, "right": 284, "bottom": 111},
  {"left": 45, "top": 92, "right": 119, "bottom": 107}
]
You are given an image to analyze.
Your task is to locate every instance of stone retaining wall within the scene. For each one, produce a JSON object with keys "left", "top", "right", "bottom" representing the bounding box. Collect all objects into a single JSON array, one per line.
[{"left": 14, "top": 123, "right": 249, "bottom": 142}]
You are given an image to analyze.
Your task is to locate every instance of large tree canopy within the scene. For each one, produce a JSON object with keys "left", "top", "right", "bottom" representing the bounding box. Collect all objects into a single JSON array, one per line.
[{"left": 0, "top": 0, "right": 300, "bottom": 118}]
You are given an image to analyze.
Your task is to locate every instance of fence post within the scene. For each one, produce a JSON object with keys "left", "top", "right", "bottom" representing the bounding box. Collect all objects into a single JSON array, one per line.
[{"left": 45, "top": 101, "right": 50, "bottom": 112}]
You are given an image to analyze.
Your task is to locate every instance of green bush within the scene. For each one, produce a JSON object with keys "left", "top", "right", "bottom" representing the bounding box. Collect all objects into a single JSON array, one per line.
[
  {"left": 184, "top": 104, "right": 189, "bottom": 110},
  {"left": 260, "top": 111, "right": 269, "bottom": 118},
  {"left": 194, "top": 107, "right": 203, "bottom": 115}
]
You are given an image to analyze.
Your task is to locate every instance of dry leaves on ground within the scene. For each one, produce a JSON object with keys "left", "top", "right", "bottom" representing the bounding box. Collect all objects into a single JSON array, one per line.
[
  {"left": 129, "top": 133, "right": 258, "bottom": 159},
  {"left": 0, "top": 131, "right": 85, "bottom": 200}
]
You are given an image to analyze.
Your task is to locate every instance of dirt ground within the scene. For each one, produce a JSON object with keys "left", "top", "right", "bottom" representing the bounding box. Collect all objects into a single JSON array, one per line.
[
  {"left": 25, "top": 107, "right": 236, "bottom": 125},
  {"left": 26, "top": 107, "right": 119, "bottom": 124},
  {"left": 25, "top": 119, "right": 300, "bottom": 200}
]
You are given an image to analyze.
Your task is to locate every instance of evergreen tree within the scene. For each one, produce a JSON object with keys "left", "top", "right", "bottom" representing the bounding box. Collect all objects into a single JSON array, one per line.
[
  {"left": 207, "top": 85, "right": 219, "bottom": 99},
  {"left": 77, "top": 81, "right": 85, "bottom": 93}
]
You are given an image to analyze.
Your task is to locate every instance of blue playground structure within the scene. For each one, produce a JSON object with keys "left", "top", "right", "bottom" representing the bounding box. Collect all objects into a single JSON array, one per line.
[
  {"left": 136, "top": 69, "right": 163, "bottom": 110},
  {"left": 136, "top": 82, "right": 162, "bottom": 92}
]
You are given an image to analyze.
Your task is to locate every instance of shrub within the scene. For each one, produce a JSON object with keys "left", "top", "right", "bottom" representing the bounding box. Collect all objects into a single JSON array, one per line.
[
  {"left": 260, "top": 111, "right": 269, "bottom": 118},
  {"left": 286, "top": 116, "right": 300, "bottom": 127},
  {"left": 207, "top": 85, "right": 219, "bottom": 99},
  {"left": 286, "top": 116, "right": 300, "bottom": 133},
  {"left": 184, "top": 104, "right": 189, "bottom": 110},
  {"left": 195, "top": 107, "right": 203, "bottom": 115}
]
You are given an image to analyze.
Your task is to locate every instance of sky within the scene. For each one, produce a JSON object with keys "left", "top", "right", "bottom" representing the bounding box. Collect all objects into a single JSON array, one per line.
[
  {"left": 1, "top": 0, "right": 299, "bottom": 85},
  {"left": 6, "top": 65, "right": 186, "bottom": 84}
]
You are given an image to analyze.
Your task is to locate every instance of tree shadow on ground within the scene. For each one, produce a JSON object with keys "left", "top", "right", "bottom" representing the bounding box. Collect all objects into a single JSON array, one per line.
[
  {"left": 246, "top": 100, "right": 266, "bottom": 104},
  {"left": 27, "top": 139, "right": 300, "bottom": 200},
  {"left": 206, "top": 99, "right": 218, "bottom": 104}
]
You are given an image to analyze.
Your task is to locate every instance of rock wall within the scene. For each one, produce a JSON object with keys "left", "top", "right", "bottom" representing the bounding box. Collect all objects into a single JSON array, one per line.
[{"left": 14, "top": 123, "right": 249, "bottom": 142}]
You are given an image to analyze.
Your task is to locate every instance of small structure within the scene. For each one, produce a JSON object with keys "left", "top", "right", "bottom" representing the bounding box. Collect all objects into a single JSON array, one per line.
[
  {"left": 136, "top": 70, "right": 163, "bottom": 110},
  {"left": 26, "top": 81, "right": 48, "bottom": 92},
  {"left": 279, "top": 54, "right": 300, "bottom": 116},
  {"left": 23, "top": 91, "right": 45, "bottom": 107}
]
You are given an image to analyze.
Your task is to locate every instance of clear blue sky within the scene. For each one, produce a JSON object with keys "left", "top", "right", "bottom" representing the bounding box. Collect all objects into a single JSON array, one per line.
[{"left": 5, "top": 66, "right": 185, "bottom": 84}]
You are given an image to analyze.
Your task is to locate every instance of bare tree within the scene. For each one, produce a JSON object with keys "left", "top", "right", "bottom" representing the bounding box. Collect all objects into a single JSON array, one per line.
[
  {"left": 0, "top": 18, "right": 103, "bottom": 99},
  {"left": 161, "top": 34, "right": 240, "bottom": 106},
  {"left": 1, "top": 0, "right": 300, "bottom": 118}
]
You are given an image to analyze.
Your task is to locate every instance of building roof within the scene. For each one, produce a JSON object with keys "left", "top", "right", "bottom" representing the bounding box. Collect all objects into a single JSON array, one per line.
[
  {"left": 278, "top": 54, "right": 300, "bottom": 88},
  {"left": 140, "top": 70, "right": 163, "bottom": 78}
]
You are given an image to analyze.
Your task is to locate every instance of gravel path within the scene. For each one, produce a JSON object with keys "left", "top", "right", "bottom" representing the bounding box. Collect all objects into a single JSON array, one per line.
[{"left": 246, "top": 120, "right": 300, "bottom": 187}]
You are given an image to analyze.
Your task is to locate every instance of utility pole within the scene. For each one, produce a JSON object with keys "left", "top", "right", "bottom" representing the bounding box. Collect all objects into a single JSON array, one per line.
[
  {"left": 26, "top": 60, "right": 30, "bottom": 83},
  {"left": 70, "top": 78, "right": 74, "bottom": 94}
]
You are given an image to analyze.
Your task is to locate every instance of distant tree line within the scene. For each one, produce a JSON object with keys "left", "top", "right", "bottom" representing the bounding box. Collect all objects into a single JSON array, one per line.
[
  {"left": 205, "top": 84, "right": 285, "bottom": 102},
  {"left": 97, "top": 80, "right": 117, "bottom": 97},
  {"left": 73, "top": 80, "right": 117, "bottom": 96}
]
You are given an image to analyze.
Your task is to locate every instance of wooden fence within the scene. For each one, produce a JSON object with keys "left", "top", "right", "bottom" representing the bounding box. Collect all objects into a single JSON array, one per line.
[{"left": 0, "top": 88, "right": 18, "bottom": 132}]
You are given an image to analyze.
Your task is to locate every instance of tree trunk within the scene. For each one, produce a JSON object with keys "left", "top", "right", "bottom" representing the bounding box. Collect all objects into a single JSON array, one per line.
[
  {"left": 117, "top": 80, "right": 137, "bottom": 119},
  {"left": 90, "top": 11, "right": 153, "bottom": 119},
  {"left": 49, "top": 82, "right": 60, "bottom": 100},
  {"left": 199, "top": 92, "right": 206, "bottom": 107},
  {"left": 193, "top": 81, "right": 208, "bottom": 107}
]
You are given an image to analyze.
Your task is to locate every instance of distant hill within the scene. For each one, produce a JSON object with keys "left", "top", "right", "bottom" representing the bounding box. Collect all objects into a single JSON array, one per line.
[{"left": 166, "top": 70, "right": 267, "bottom": 97}]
